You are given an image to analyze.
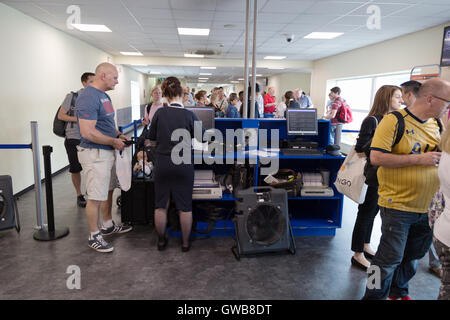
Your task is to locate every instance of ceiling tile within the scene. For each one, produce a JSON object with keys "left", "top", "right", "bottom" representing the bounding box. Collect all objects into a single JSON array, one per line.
[
  {"left": 349, "top": 2, "right": 414, "bottom": 16},
  {"left": 260, "top": 0, "right": 316, "bottom": 14},
  {"left": 332, "top": 15, "right": 369, "bottom": 26},
  {"left": 304, "top": 1, "right": 366, "bottom": 15},
  {"left": 392, "top": 4, "right": 450, "bottom": 16},
  {"left": 131, "top": 8, "right": 172, "bottom": 19},
  {"left": 122, "top": 0, "right": 170, "bottom": 9},
  {"left": 3, "top": 0, "right": 449, "bottom": 80},
  {"left": 214, "top": 0, "right": 247, "bottom": 11},
  {"left": 172, "top": 9, "right": 215, "bottom": 21},
  {"left": 169, "top": 0, "right": 217, "bottom": 11}
]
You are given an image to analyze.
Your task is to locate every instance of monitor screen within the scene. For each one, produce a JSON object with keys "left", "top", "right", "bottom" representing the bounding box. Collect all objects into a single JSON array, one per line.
[
  {"left": 286, "top": 108, "right": 318, "bottom": 136},
  {"left": 440, "top": 26, "right": 450, "bottom": 67},
  {"left": 186, "top": 107, "right": 215, "bottom": 130}
]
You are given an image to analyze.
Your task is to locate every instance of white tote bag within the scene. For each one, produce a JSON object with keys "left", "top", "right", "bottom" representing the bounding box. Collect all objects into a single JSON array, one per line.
[
  {"left": 334, "top": 146, "right": 368, "bottom": 204},
  {"left": 115, "top": 148, "right": 132, "bottom": 192}
]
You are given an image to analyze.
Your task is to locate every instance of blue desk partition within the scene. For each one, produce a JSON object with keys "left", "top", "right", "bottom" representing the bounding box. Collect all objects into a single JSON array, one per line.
[{"left": 188, "top": 118, "right": 345, "bottom": 237}]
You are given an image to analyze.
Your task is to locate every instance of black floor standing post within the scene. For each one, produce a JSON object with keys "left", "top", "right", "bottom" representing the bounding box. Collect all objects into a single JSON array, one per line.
[{"left": 33, "top": 145, "right": 70, "bottom": 241}]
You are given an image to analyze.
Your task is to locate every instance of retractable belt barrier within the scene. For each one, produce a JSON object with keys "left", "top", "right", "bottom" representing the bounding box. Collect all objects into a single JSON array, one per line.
[{"left": 0, "top": 121, "right": 69, "bottom": 241}]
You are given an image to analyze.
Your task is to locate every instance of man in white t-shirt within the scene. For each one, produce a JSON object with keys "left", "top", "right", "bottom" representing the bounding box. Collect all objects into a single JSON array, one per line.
[{"left": 256, "top": 85, "right": 264, "bottom": 118}]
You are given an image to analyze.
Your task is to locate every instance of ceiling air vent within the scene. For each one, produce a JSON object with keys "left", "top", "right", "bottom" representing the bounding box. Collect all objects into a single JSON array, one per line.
[{"left": 190, "top": 49, "right": 222, "bottom": 56}]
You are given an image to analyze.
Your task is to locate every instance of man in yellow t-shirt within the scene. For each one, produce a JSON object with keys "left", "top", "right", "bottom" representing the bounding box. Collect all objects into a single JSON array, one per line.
[{"left": 363, "top": 78, "right": 450, "bottom": 300}]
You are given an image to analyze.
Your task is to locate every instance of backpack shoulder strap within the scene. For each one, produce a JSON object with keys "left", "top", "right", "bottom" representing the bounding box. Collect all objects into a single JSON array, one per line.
[
  {"left": 435, "top": 117, "right": 443, "bottom": 134},
  {"left": 68, "top": 91, "right": 78, "bottom": 116},
  {"left": 371, "top": 116, "right": 379, "bottom": 127},
  {"left": 391, "top": 110, "right": 405, "bottom": 147}
]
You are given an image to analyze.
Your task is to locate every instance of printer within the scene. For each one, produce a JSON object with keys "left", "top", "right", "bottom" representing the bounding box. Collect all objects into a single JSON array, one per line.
[{"left": 193, "top": 170, "right": 222, "bottom": 199}]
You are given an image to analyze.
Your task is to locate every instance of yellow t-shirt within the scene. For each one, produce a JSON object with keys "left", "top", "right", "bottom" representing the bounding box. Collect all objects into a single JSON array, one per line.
[{"left": 370, "top": 108, "right": 441, "bottom": 213}]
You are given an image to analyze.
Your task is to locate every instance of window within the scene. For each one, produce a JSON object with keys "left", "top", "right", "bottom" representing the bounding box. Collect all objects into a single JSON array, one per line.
[
  {"left": 131, "top": 81, "right": 140, "bottom": 121},
  {"left": 326, "top": 71, "right": 410, "bottom": 146}
]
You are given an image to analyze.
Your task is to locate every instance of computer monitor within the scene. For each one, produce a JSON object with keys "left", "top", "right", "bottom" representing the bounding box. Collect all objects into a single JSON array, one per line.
[
  {"left": 440, "top": 26, "right": 450, "bottom": 67},
  {"left": 286, "top": 108, "right": 318, "bottom": 136},
  {"left": 186, "top": 107, "right": 215, "bottom": 130}
]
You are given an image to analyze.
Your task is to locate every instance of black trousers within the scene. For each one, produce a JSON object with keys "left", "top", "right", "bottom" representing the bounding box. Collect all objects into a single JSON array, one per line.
[{"left": 351, "top": 185, "right": 379, "bottom": 253}]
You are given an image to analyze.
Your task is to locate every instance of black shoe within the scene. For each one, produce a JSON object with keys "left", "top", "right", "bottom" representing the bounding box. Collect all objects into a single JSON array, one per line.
[
  {"left": 157, "top": 235, "right": 168, "bottom": 251},
  {"left": 77, "top": 195, "right": 87, "bottom": 208},
  {"left": 351, "top": 257, "right": 368, "bottom": 271},
  {"left": 364, "top": 251, "right": 375, "bottom": 259},
  {"left": 181, "top": 244, "right": 191, "bottom": 252}
]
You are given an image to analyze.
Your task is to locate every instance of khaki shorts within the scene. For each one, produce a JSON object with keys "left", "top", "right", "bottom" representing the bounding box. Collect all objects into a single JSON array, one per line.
[{"left": 77, "top": 146, "right": 119, "bottom": 201}]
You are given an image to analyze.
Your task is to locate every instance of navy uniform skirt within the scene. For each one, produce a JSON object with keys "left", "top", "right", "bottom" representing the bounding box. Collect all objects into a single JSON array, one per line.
[{"left": 154, "top": 154, "right": 194, "bottom": 212}]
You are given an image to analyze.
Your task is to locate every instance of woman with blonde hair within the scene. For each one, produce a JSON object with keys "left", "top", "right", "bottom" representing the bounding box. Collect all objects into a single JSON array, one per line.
[
  {"left": 208, "top": 93, "right": 224, "bottom": 117},
  {"left": 143, "top": 86, "right": 165, "bottom": 126},
  {"left": 351, "top": 85, "right": 403, "bottom": 271}
]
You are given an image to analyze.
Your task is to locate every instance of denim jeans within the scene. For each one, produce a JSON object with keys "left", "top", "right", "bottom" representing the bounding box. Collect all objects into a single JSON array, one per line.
[
  {"left": 362, "top": 207, "right": 433, "bottom": 300},
  {"left": 329, "top": 125, "right": 336, "bottom": 145}
]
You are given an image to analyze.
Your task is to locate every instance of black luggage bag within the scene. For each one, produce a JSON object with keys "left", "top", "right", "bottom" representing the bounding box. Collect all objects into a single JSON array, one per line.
[
  {"left": 120, "top": 177, "right": 155, "bottom": 225},
  {"left": 120, "top": 134, "right": 155, "bottom": 225}
]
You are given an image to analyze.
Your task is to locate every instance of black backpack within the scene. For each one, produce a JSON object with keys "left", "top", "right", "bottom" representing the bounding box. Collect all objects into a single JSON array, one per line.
[
  {"left": 53, "top": 92, "right": 78, "bottom": 137},
  {"left": 391, "top": 111, "right": 443, "bottom": 147}
]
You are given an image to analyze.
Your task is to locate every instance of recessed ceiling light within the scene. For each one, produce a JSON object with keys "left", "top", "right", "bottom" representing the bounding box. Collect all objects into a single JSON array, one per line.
[
  {"left": 149, "top": 71, "right": 161, "bottom": 75},
  {"left": 249, "top": 74, "right": 262, "bottom": 77},
  {"left": 268, "top": 67, "right": 285, "bottom": 70},
  {"left": 230, "top": 81, "right": 239, "bottom": 83},
  {"left": 264, "top": 56, "right": 286, "bottom": 60},
  {"left": 238, "top": 78, "right": 244, "bottom": 81},
  {"left": 198, "top": 77, "right": 209, "bottom": 80},
  {"left": 178, "top": 28, "right": 210, "bottom": 36},
  {"left": 72, "top": 24, "right": 112, "bottom": 32},
  {"left": 198, "top": 80, "right": 207, "bottom": 82},
  {"left": 304, "top": 32, "right": 343, "bottom": 39},
  {"left": 199, "top": 73, "right": 212, "bottom": 76},
  {"left": 200, "top": 67, "right": 216, "bottom": 69},
  {"left": 184, "top": 53, "right": 204, "bottom": 58},
  {"left": 120, "top": 51, "right": 143, "bottom": 56}
]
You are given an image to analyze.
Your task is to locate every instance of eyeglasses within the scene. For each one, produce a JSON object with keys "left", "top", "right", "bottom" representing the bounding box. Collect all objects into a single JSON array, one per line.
[{"left": 432, "top": 95, "right": 450, "bottom": 107}]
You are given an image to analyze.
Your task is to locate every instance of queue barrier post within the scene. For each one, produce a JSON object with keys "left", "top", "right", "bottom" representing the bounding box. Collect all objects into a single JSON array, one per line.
[{"left": 33, "top": 145, "right": 69, "bottom": 241}]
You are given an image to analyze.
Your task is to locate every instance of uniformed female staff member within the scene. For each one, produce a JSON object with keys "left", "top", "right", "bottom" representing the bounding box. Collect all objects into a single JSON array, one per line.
[{"left": 147, "top": 76, "right": 200, "bottom": 252}]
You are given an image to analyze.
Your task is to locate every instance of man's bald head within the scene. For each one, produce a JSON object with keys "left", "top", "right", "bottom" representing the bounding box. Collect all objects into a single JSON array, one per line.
[
  {"left": 414, "top": 78, "right": 450, "bottom": 119},
  {"left": 92, "top": 62, "right": 119, "bottom": 92},
  {"left": 95, "top": 62, "right": 116, "bottom": 75},
  {"left": 419, "top": 78, "right": 450, "bottom": 99}
]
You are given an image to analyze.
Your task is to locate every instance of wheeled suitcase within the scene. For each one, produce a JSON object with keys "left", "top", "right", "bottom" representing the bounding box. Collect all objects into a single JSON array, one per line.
[
  {"left": 119, "top": 135, "right": 155, "bottom": 225},
  {"left": 120, "top": 177, "right": 154, "bottom": 225}
]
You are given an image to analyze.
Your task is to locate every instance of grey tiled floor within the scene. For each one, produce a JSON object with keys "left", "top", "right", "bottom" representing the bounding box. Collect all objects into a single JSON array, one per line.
[{"left": 0, "top": 171, "right": 441, "bottom": 300}]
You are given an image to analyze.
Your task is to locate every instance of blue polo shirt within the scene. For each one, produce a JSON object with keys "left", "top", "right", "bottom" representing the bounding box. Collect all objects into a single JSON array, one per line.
[
  {"left": 75, "top": 85, "right": 117, "bottom": 150},
  {"left": 298, "top": 94, "right": 313, "bottom": 108}
]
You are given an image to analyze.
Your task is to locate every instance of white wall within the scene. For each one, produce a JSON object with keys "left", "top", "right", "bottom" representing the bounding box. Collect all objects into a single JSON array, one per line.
[
  {"left": 311, "top": 22, "right": 450, "bottom": 117},
  {"left": 0, "top": 3, "right": 146, "bottom": 193},
  {"left": 267, "top": 73, "right": 312, "bottom": 103},
  {"left": 112, "top": 65, "right": 151, "bottom": 109}
]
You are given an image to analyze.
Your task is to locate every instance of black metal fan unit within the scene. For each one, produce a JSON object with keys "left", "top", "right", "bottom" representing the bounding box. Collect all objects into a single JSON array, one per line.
[{"left": 232, "top": 187, "right": 295, "bottom": 260}]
